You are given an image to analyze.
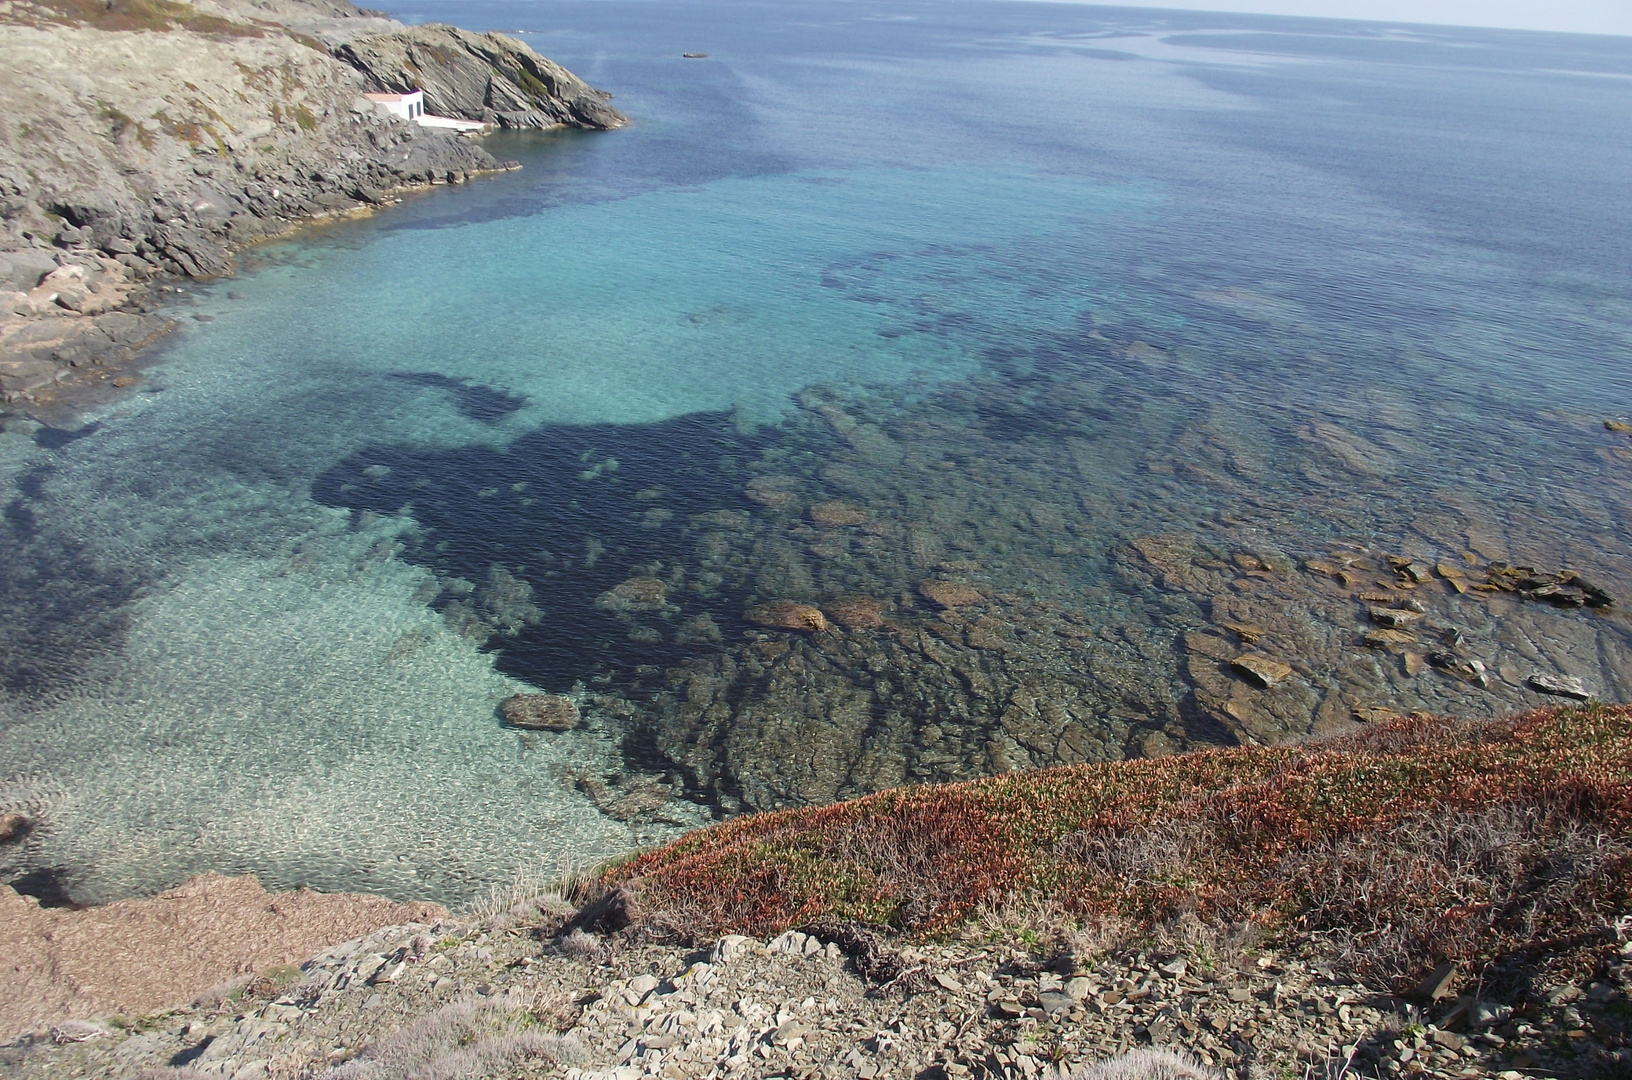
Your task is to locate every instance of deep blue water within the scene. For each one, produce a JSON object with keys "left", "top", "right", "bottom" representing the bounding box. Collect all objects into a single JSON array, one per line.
[{"left": 1, "top": 0, "right": 1630, "bottom": 905}]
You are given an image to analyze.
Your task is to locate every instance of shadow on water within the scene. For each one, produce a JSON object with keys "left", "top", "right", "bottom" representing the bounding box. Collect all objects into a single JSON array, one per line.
[
  {"left": 389, "top": 372, "right": 529, "bottom": 425},
  {"left": 31, "top": 422, "right": 102, "bottom": 451},
  {"left": 314, "top": 402, "right": 783, "bottom": 693},
  {"left": 4, "top": 866, "right": 82, "bottom": 908},
  {"left": 0, "top": 467, "right": 138, "bottom": 703}
]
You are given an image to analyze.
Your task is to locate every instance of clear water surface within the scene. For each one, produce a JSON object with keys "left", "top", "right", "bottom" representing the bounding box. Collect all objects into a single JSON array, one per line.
[{"left": 1, "top": 0, "right": 1629, "bottom": 905}]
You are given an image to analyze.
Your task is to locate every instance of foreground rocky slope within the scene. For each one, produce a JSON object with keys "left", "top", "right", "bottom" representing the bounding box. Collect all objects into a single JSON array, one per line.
[
  {"left": 14, "top": 908, "right": 1630, "bottom": 1080},
  {"left": 4, "top": 706, "right": 1629, "bottom": 1078},
  {"left": 0, "top": 0, "right": 623, "bottom": 409}
]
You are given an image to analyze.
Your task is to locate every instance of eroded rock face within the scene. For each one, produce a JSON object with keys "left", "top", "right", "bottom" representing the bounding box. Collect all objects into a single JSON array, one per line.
[{"left": 334, "top": 23, "right": 627, "bottom": 131}]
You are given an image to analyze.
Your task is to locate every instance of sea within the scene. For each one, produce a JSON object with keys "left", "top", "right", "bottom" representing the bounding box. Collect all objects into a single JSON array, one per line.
[{"left": 2, "top": 0, "right": 1630, "bottom": 907}]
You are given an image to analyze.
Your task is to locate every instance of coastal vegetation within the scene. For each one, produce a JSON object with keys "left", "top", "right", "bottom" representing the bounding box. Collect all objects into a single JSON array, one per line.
[{"left": 605, "top": 705, "right": 1632, "bottom": 999}]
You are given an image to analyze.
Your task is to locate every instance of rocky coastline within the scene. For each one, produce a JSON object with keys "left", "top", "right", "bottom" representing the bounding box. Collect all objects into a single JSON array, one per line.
[{"left": 0, "top": 0, "right": 624, "bottom": 415}]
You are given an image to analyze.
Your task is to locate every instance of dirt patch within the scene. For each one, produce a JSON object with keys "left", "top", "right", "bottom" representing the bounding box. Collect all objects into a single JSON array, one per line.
[{"left": 0, "top": 871, "right": 443, "bottom": 1040}]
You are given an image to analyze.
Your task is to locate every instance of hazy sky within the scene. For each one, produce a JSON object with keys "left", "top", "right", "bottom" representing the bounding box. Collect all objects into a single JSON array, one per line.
[{"left": 1068, "top": 1, "right": 1632, "bottom": 37}]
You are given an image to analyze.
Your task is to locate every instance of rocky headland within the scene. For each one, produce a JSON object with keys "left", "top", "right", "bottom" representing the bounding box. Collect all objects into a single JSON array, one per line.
[{"left": 0, "top": 0, "right": 624, "bottom": 412}]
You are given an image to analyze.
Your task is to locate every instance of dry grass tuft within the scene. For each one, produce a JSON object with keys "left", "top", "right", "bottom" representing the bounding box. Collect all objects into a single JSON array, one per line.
[
  {"left": 190, "top": 974, "right": 252, "bottom": 1011},
  {"left": 556, "top": 927, "right": 610, "bottom": 964},
  {"left": 605, "top": 704, "right": 1632, "bottom": 995},
  {"left": 318, "top": 998, "right": 582, "bottom": 1080},
  {"left": 1071, "top": 1047, "right": 1223, "bottom": 1079},
  {"left": 465, "top": 859, "right": 588, "bottom": 937}
]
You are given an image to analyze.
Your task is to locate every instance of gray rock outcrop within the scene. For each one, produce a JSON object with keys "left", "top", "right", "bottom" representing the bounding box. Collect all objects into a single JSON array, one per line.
[
  {"left": 0, "top": 0, "right": 623, "bottom": 408},
  {"left": 335, "top": 23, "right": 627, "bottom": 131}
]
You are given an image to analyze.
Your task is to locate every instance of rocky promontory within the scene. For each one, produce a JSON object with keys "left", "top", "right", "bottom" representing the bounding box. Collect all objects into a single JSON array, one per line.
[
  {"left": 0, "top": 0, "right": 624, "bottom": 410},
  {"left": 336, "top": 23, "right": 628, "bottom": 131}
]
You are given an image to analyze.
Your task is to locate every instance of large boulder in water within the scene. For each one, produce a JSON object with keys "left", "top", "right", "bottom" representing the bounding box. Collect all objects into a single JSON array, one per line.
[{"left": 334, "top": 24, "right": 627, "bottom": 130}]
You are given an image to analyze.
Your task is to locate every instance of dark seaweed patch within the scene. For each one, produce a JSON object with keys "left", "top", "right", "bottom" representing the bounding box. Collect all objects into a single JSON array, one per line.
[
  {"left": 314, "top": 410, "right": 778, "bottom": 693},
  {"left": 0, "top": 468, "right": 137, "bottom": 702}
]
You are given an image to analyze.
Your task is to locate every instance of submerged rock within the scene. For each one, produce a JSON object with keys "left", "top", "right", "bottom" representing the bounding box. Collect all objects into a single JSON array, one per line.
[
  {"left": 745, "top": 602, "right": 828, "bottom": 633},
  {"left": 1368, "top": 606, "right": 1425, "bottom": 627},
  {"left": 0, "top": 812, "right": 30, "bottom": 844},
  {"left": 1526, "top": 673, "right": 1592, "bottom": 700},
  {"left": 744, "top": 475, "right": 799, "bottom": 510},
  {"left": 576, "top": 775, "right": 672, "bottom": 822},
  {"left": 595, "top": 577, "right": 669, "bottom": 614},
  {"left": 500, "top": 693, "right": 581, "bottom": 730},
  {"left": 1430, "top": 652, "right": 1489, "bottom": 687},
  {"left": 826, "top": 596, "right": 889, "bottom": 631},
  {"left": 808, "top": 500, "right": 867, "bottom": 527},
  {"left": 1231, "top": 654, "right": 1293, "bottom": 689},
  {"left": 918, "top": 580, "right": 984, "bottom": 608}
]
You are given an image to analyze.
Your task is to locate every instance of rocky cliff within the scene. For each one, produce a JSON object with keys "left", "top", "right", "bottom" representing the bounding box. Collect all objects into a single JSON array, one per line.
[
  {"left": 0, "top": 0, "right": 624, "bottom": 409},
  {"left": 336, "top": 23, "right": 627, "bottom": 131}
]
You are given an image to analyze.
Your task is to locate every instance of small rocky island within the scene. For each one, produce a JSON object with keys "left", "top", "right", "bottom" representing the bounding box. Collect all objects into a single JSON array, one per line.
[{"left": 0, "top": 0, "right": 624, "bottom": 408}]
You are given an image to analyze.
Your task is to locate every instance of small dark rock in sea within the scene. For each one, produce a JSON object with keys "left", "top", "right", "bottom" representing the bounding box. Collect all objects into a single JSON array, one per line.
[
  {"left": 682, "top": 53, "right": 709, "bottom": 58},
  {"left": 1430, "top": 652, "right": 1488, "bottom": 687},
  {"left": 745, "top": 601, "right": 828, "bottom": 633},
  {"left": 1368, "top": 606, "right": 1424, "bottom": 627},
  {"left": 1526, "top": 673, "right": 1592, "bottom": 700},
  {"left": 1231, "top": 654, "right": 1292, "bottom": 689},
  {"left": 499, "top": 693, "right": 581, "bottom": 731},
  {"left": 0, "top": 812, "right": 31, "bottom": 844}
]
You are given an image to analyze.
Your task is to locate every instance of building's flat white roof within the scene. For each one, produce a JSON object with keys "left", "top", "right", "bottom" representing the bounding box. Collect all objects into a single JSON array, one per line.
[
  {"left": 363, "top": 91, "right": 421, "bottom": 102},
  {"left": 418, "top": 115, "right": 486, "bottom": 131}
]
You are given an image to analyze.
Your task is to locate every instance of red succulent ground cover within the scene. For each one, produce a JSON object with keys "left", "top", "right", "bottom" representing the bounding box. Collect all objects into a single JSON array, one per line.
[{"left": 607, "top": 705, "right": 1632, "bottom": 993}]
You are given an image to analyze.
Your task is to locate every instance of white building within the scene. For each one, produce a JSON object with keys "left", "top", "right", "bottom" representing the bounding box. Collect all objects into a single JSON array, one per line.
[
  {"left": 362, "top": 90, "right": 486, "bottom": 132},
  {"left": 363, "top": 90, "right": 424, "bottom": 121}
]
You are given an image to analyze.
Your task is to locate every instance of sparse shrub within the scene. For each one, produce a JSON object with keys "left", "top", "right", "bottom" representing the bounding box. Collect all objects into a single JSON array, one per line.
[
  {"left": 244, "top": 963, "right": 303, "bottom": 1000},
  {"left": 557, "top": 927, "right": 609, "bottom": 964},
  {"left": 466, "top": 858, "right": 588, "bottom": 935},
  {"left": 317, "top": 999, "right": 580, "bottom": 1080},
  {"left": 1286, "top": 801, "right": 1632, "bottom": 993},
  {"left": 192, "top": 973, "right": 252, "bottom": 1010}
]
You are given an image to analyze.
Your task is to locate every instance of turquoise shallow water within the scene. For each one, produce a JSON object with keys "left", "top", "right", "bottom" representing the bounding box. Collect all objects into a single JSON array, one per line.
[{"left": 1, "top": 0, "right": 1630, "bottom": 905}]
